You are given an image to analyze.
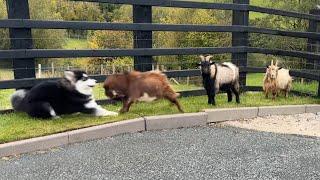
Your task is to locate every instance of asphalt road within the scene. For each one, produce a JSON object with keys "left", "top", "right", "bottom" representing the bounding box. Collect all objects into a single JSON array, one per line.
[{"left": 1, "top": 126, "right": 320, "bottom": 180}]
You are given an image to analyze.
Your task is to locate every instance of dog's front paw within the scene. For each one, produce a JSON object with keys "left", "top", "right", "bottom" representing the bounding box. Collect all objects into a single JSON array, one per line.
[{"left": 95, "top": 108, "right": 118, "bottom": 117}]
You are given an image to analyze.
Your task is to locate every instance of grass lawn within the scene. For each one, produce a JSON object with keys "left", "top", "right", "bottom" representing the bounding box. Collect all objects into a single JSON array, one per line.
[
  {"left": 247, "top": 73, "right": 319, "bottom": 95},
  {"left": 0, "top": 91, "right": 319, "bottom": 144},
  {"left": 63, "top": 38, "right": 89, "bottom": 49},
  {"left": 0, "top": 73, "right": 318, "bottom": 144}
]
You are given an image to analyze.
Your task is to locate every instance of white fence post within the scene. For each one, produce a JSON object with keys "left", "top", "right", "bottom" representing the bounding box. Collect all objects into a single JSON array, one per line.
[
  {"left": 38, "top": 64, "right": 42, "bottom": 78},
  {"left": 112, "top": 64, "right": 115, "bottom": 74},
  {"left": 51, "top": 62, "right": 54, "bottom": 77}
]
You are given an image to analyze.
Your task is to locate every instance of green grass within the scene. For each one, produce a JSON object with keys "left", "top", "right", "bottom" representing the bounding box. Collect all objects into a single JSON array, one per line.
[
  {"left": 0, "top": 92, "right": 319, "bottom": 144},
  {"left": 63, "top": 38, "right": 88, "bottom": 49},
  {"left": 247, "top": 73, "right": 319, "bottom": 95},
  {"left": 0, "top": 89, "right": 14, "bottom": 110},
  {"left": 0, "top": 83, "right": 202, "bottom": 110}
]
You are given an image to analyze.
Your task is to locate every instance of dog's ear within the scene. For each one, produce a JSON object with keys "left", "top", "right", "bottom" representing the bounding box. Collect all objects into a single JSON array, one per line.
[
  {"left": 64, "top": 70, "right": 75, "bottom": 82},
  {"left": 196, "top": 62, "right": 201, "bottom": 67},
  {"left": 278, "top": 67, "right": 283, "bottom": 70}
]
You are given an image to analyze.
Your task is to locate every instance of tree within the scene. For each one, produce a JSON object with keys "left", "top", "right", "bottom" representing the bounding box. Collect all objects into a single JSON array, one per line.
[{"left": 56, "top": 0, "right": 104, "bottom": 38}]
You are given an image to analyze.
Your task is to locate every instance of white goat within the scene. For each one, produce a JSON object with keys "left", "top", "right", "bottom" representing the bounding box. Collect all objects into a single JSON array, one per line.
[
  {"left": 263, "top": 60, "right": 292, "bottom": 99},
  {"left": 199, "top": 55, "right": 240, "bottom": 105}
]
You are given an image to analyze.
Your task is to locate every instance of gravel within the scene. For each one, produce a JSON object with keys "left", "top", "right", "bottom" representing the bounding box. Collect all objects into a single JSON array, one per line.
[
  {"left": 222, "top": 113, "right": 320, "bottom": 137},
  {"left": 1, "top": 126, "right": 320, "bottom": 180}
]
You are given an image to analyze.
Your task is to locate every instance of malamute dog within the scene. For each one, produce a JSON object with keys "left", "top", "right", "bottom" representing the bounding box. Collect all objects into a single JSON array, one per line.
[{"left": 11, "top": 70, "right": 118, "bottom": 119}]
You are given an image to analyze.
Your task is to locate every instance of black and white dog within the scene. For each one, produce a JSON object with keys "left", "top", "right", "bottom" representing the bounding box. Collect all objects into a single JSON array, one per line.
[{"left": 11, "top": 70, "right": 118, "bottom": 119}]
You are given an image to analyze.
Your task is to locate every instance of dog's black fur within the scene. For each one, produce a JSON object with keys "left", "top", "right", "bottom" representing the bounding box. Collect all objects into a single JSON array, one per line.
[{"left": 11, "top": 70, "right": 116, "bottom": 119}]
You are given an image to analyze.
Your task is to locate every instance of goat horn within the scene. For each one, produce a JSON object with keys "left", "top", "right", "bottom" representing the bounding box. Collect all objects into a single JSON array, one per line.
[
  {"left": 199, "top": 55, "right": 205, "bottom": 61},
  {"left": 206, "top": 55, "right": 213, "bottom": 61},
  {"left": 275, "top": 60, "right": 278, "bottom": 67}
]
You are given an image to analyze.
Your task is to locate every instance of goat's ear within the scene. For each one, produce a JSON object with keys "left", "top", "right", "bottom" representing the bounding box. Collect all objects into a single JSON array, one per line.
[
  {"left": 278, "top": 67, "right": 283, "bottom": 70},
  {"left": 210, "top": 62, "right": 215, "bottom": 65}
]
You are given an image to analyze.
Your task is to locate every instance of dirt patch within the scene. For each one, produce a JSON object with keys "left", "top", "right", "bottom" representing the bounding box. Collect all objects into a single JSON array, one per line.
[{"left": 219, "top": 113, "right": 320, "bottom": 137}]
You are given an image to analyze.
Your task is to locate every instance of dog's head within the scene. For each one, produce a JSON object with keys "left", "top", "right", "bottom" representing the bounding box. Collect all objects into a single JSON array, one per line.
[{"left": 64, "top": 70, "right": 97, "bottom": 96}]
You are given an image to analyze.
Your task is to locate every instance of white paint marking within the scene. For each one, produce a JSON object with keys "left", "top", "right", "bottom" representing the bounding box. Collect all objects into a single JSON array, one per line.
[{"left": 138, "top": 93, "right": 157, "bottom": 102}]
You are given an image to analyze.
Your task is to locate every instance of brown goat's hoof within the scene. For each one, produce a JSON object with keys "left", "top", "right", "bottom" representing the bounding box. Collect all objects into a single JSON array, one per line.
[{"left": 119, "top": 109, "right": 128, "bottom": 114}]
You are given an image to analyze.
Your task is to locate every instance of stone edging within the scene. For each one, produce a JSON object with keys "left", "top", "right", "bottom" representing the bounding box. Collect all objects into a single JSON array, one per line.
[{"left": 1, "top": 104, "right": 319, "bottom": 158}]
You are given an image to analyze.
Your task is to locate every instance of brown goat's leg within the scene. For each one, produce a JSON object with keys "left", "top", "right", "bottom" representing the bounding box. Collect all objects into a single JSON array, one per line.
[
  {"left": 120, "top": 98, "right": 134, "bottom": 113},
  {"left": 166, "top": 96, "right": 184, "bottom": 113},
  {"left": 272, "top": 92, "right": 276, "bottom": 100}
]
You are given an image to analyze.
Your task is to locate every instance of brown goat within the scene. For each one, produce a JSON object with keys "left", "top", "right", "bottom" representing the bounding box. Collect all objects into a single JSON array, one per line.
[
  {"left": 103, "top": 70, "right": 184, "bottom": 113},
  {"left": 263, "top": 60, "right": 279, "bottom": 99},
  {"left": 263, "top": 60, "right": 292, "bottom": 99}
]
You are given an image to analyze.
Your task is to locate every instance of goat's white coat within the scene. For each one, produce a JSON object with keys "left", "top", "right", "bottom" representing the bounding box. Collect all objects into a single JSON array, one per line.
[
  {"left": 210, "top": 62, "right": 239, "bottom": 90},
  {"left": 276, "top": 68, "right": 292, "bottom": 90},
  {"left": 138, "top": 93, "right": 157, "bottom": 102}
]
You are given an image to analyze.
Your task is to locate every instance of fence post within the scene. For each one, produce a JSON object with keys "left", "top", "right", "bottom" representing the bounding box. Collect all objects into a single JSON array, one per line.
[
  {"left": 232, "top": 0, "right": 249, "bottom": 87},
  {"left": 38, "top": 64, "right": 41, "bottom": 78},
  {"left": 6, "top": 0, "right": 35, "bottom": 81},
  {"left": 307, "top": 9, "right": 320, "bottom": 70},
  {"left": 51, "top": 62, "right": 54, "bottom": 76},
  {"left": 306, "top": 9, "right": 320, "bottom": 97},
  {"left": 133, "top": 5, "right": 153, "bottom": 72}
]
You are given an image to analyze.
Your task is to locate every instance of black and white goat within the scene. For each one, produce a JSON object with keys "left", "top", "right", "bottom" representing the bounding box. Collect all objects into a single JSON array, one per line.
[{"left": 198, "top": 55, "right": 240, "bottom": 105}]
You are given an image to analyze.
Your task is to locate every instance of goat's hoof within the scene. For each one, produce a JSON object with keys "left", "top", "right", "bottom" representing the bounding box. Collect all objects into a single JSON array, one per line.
[{"left": 119, "top": 109, "right": 128, "bottom": 114}]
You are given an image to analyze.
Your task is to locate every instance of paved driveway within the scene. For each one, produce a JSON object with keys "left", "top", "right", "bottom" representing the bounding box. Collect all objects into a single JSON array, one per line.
[{"left": 1, "top": 126, "right": 320, "bottom": 180}]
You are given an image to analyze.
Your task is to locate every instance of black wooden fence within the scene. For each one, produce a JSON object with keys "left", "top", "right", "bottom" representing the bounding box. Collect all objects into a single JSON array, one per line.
[{"left": 0, "top": 0, "right": 319, "bottom": 98}]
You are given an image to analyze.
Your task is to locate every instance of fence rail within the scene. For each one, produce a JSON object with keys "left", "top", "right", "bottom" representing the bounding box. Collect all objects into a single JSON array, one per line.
[
  {"left": 74, "top": 0, "right": 320, "bottom": 21},
  {"left": 0, "top": 20, "right": 320, "bottom": 40},
  {"left": 1, "top": 68, "right": 318, "bottom": 90},
  {"left": 0, "top": 47, "right": 319, "bottom": 60},
  {"left": 0, "top": 0, "right": 319, "bottom": 97}
]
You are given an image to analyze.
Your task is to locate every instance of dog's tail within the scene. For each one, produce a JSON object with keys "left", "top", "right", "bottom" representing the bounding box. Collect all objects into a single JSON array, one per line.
[{"left": 11, "top": 89, "right": 28, "bottom": 111}]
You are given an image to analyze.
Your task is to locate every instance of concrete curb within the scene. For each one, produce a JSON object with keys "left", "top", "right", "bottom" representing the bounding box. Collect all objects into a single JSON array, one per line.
[
  {"left": 0, "top": 118, "right": 144, "bottom": 158},
  {"left": 145, "top": 113, "right": 207, "bottom": 131},
  {"left": 1, "top": 105, "right": 319, "bottom": 158},
  {"left": 205, "top": 107, "right": 258, "bottom": 123},
  {"left": 258, "top": 105, "right": 306, "bottom": 117},
  {"left": 0, "top": 133, "right": 69, "bottom": 158},
  {"left": 306, "top": 104, "right": 320, "bottom": 113},
  {"left": 69, "top": 118, "right": 145, "bottom": 144}
]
